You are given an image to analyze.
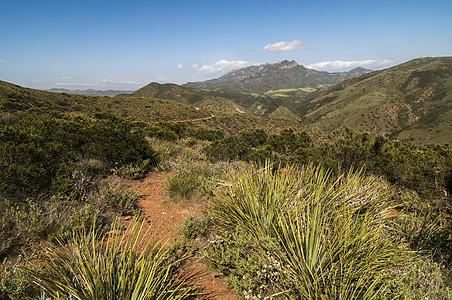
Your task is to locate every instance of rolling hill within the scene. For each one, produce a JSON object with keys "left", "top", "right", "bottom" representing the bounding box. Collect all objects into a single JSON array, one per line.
[
  {"left": 301, "top": 57, "right": 452, "bottom": 144},
  {"left": 0, "top": 80, "right": 210, "bottom": 123},
  {"left": 2, "top": 56, "right": 451, "bottom": 144}
]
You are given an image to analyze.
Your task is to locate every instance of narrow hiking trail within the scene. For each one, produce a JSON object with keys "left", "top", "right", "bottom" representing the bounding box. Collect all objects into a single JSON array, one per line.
[
  {"left": 147, "top": 114, "right": 215, "bottom": 125},
  {"left": 125, "top": 172, "right": 237, "bottom": 300}
]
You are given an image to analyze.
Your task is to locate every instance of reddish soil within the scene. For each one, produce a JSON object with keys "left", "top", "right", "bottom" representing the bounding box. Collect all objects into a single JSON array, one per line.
[{"left": 125, "top": 172, "right": 237, "bottom": 300}]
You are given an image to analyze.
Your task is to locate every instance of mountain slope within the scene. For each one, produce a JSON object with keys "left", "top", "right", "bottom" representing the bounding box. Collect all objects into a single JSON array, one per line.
[
  {"left": 302, "top": 57, "right": 452, "bottom": 144},
  {"left": 0, "top": 80, "right": 210, "bottom": 123},
  {"left": 184, "top": 60, "right": 371, "bottom": 94},
  {"left": 130, "top": 82, "right": 208, "bottom": 104}
]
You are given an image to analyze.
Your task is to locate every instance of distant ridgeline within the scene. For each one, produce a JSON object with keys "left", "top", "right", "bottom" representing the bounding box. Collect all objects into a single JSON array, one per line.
[
  {"left": 184, "top": 59, "right": 371, "bottom": 94},
  {"left": 1, "top": 56, "right": 451, "bottom": 144}
]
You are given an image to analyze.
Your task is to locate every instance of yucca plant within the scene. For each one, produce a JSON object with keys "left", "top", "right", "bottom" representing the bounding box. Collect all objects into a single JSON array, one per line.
[
  {"left": 211, "top": 162, "right": 304, "bottom": 240},
  {"left": 26, "top": 219, "right": 203, "bottom": 299},
  {"left": 274, "top": 169, "right": 406, "bottom": 299},
  {"left": 208, "top": 161, "right": 408, "bottom": 299}
]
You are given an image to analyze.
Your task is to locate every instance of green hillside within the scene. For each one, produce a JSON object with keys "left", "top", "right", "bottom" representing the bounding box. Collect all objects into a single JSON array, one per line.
[
  {"left": 302, "top": 57, "right": 452, "bottom": 144},
  {"left": 129, "top": 82, "right": 207, "bottom": 104},
  {"left": 0, "top": 80, "right": 210, "bottom": 123}
]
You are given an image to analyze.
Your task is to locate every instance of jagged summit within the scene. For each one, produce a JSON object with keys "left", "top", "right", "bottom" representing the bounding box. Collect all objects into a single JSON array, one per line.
[
  {"left": 277, "top": 60, "right": 299, "bottom": 69},
  {"left": 184, "top": 60, "right": 368, "bottom": 93}
]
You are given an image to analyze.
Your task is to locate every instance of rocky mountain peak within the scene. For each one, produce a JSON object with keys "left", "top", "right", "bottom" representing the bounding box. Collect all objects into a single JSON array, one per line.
[{"left": 277, "top": 60, "right": 299, "bottom": 69}]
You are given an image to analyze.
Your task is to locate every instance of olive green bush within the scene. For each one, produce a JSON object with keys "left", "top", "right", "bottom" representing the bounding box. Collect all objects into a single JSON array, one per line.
[{"left": 207, "top": 162, "right": 408, "bottom": 299}]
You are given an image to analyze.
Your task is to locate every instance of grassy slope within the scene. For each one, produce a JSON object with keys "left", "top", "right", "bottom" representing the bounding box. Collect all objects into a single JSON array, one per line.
[
  {"left": 302, "top": 57, "right": 452, "bottom": 144},
  {"left": 0, "top": 80, "right": 211, "bottom": 123}
]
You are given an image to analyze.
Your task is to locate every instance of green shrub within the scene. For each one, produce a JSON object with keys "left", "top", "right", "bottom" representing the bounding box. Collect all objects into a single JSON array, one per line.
[
  {"left": 0, "top": 112, "right": 157, "bottom": 200},
  {"left": 0, "top": 250, "right": 38, "bottom": 298},
  {"left": 98, "top": 181, "right": 141, "bottom": 216},
  {"left": 207, "top": 161, "right": 409, "bottom": 299},
  {"left": 167, "top": 165, "right": 203, "bottom": 200},
  {"left": 382, "top": 255, "right": 452, "bottom": 299},
  {"left": 26, "top": 219, "right": 204, "bottom": 299},
  {"left": 180, "top": 215, "right": 210, "bottom": 240},
  {"left": 191, "top": 127, "right": 224, "bottom": 141},
  {"left": 112, "top": 159, "right": 153, "bottom": 180}
]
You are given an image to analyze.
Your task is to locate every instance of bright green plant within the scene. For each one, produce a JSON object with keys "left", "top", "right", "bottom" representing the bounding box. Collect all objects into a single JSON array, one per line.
[
  {"left": 27, "top": 219, "right": 203, "bottom": 299},
  {"left": 208, "top": 161, "right": 408, "bottom": 299}
]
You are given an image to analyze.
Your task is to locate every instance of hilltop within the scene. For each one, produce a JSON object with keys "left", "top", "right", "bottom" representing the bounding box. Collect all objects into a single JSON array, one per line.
[
  {"left": 130, "top": 82, "right": 206, "bottom": 104},
  {"left": 0, "top": 80, "right": 210, "bottom": 123},
  {"left": 184, "top": 60, "right": 371, "bottom": 94},
  {"left": 301, "top": 57, "right": 452, "bottom": 144}
]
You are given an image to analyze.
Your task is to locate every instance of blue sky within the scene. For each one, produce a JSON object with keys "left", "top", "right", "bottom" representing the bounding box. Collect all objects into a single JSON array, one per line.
[{"left": 0, "top": 0, "right": 451, "bottom": 90}]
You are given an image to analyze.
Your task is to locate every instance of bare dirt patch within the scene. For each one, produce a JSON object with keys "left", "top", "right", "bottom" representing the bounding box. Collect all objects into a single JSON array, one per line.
[{"left": 125, "top": 171, "right": 237, "bottom": 300}]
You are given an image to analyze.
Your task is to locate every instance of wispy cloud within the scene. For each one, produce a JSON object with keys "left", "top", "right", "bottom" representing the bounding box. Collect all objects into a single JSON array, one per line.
[
  {"left": 307, "top": 59, "right": 391, "bottom": 71},
  {"left": 193, "top": 60, "right": 252, "bottom": 77},
  {"left": 263, "top": 40, "right": 302, "bottom": 52},
  {"left": 60, "top": 76, "right": 72, "bottom": 80},
  {"left": 0, "top": 59, "right": 4, "bottom": 63},
  {"left": 177, "top": 64, "right": 183, "bottom": 69}
]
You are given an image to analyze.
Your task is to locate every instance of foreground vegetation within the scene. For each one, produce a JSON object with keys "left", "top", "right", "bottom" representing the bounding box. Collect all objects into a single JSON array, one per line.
[
  {"left": 28, "top": 219, "right": 203, "bottom": 299},
  {"left": 208, "top": 163, "right": 406, "bottom": 298},
  {"left": 1, "top": 112, "right": 451, "bottom": 298}
]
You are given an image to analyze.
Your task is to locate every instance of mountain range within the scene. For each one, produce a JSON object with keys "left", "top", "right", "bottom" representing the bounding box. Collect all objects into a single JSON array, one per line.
[
  {"left": 47, "top": 88, "right": 133, "bottom": 97},
  {"left": 1, "top": 56, "right": 451, "bottom": 144},
  {"left": 184, "top": 60, "right": 371, "bottom": 94}
]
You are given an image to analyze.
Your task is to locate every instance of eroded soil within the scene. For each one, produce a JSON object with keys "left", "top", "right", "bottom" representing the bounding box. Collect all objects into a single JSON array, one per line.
[{"left": 125, "top": 172, "right": 237, "bottom": 300}]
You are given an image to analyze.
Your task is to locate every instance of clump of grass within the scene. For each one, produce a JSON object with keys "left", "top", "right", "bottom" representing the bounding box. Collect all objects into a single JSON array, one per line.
[
  {"left": 112, "top": 159, "right": 153, "bottom": 180},
  {"left": 167, "top": 164, "right": 203, "bottom": 201},
  {"left": 166, "top": 152, "right": 229, "bottom": 202},
  {"left": 207, "top": 161, "right": 409, "bottom": 299},
  {"left": 26, "top": 219, "right": 204, "bottom": 299},
  {"left": 146, "top": 137, "right": 185, "bottom": 171},
  {"left": 98, "top": 180, "right": 141, "bottom": 216}
]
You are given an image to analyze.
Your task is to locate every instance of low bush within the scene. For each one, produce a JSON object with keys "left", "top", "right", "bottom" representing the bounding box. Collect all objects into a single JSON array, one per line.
[
  {"left": 98, "top": 180, "right": 141, "bottom": 216},
  {"left": 0, "top": 250, "right": 38, "bottom": 298},
  {"left": 167, "top": 164, "right": 204, "bottom": 201},
  {"left": 207, "top": 161, "right": 409, "bottom": 299},
  {"left": 26, "top": 219, "right": 204, "bottom": 299}
]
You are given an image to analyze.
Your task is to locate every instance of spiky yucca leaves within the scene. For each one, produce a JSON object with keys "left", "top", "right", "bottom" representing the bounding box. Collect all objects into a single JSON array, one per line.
[
  {"left": 27, "top": 220, "right": 203, "bottom": 300},
  {"left": 209, "top": 162, "right": 407, "bottom": 299}
]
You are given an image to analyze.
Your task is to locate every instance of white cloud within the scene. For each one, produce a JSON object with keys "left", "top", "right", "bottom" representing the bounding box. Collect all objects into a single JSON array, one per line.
[
  {"left": 60, "top": 76, "right": 72, "bottom": 80},
  {"left": 307, "top": 59, "right": 391, "bottom": 72},
  {"left": 263, "top": 40, "right": 302, "bottom": 52},
  {"left": 0, "top": 59, "right": 4, "bottom": 63},
  {"left": 193, "top": 60, "right": 251, "bottom": 77},
  {"left": 177, "top": 64, "right": 183, "bottom": 69}
]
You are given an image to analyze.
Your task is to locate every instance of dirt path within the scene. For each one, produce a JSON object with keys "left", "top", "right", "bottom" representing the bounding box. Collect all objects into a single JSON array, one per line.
[
  {"left": 125, "top": 172, "right": 237, "bottom": 300},
  {"left": 147, "top": 114, "right": 215, "bottom": 125}
]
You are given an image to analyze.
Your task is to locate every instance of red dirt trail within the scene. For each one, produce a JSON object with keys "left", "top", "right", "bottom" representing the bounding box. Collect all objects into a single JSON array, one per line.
[{"left": 125, "top": 172, "right": 237, "bottom": 300}]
